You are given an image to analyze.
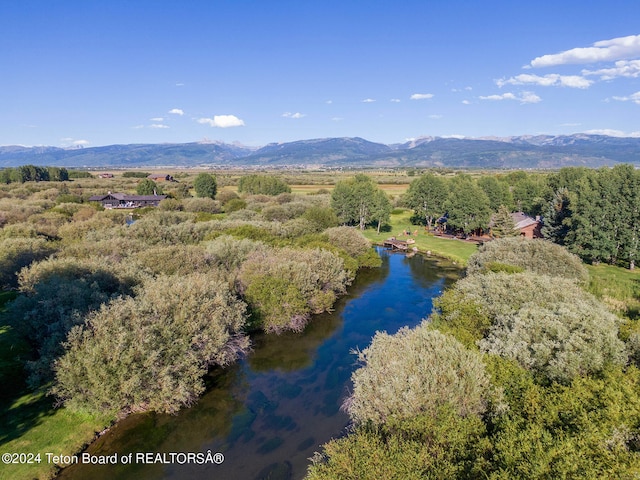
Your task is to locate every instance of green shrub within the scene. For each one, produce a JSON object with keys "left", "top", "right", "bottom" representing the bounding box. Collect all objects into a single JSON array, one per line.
[
  {"left": 204, "top": 235, "right": 266, "bottom": 272},
  {"left": 216, "top": 189, "right": 239, "bottom": 205},
  {"left": 346, "top": 326, "right": 492, "bottom": 424},
  {"left": 10, "top": 256, "right": 141, "bottom": 386},
  {"left": 158, "top": 198, "right": 184, "bottom": 211},
  {"left": 238, "top": 247, "right": 349, "bottom": 333},
  {"left": 238, "top": 174, "right": 291, "bottom": 195},
  {"left": 224, "top": 198, "right": 247, "bottom": 212},
  {"left": 324, "top": 226, "right": 371, "bottom": 258},
  {"left": 441, "top": 271, "right": 626, "bottom": 383},
  {"left": 302, "top": 206, "right": 339, "bottom": 232},
  {"left": 52, "top": 273, "right": 248, "bottom": 415},
  {"left": 182, "top": 197, "right": 220, "bottom": 213},
  {"left": 308, "top": 406, "right": 490, "bottom": 480},
  {"left": 0, "top": 237, "right": 56, "bottom": 289},
  {"left": 467, "top": 237, "right": 589, "bottom": 283}
]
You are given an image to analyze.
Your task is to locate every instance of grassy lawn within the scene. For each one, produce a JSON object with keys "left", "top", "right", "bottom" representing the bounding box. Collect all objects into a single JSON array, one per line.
[
  {"left": 362, "top": 209, "right": 478, "bottom": 265},
  {"left": 587, "top": 263, "right": 640, "bottom": 319},
  {"left": 0, "top": 292, "right": 112, "bottom": 480}
]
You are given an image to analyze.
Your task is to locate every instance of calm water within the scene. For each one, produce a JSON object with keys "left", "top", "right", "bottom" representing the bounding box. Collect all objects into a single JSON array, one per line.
[{"left": 59, "top": 249, "right": 460, "bottom": 480}]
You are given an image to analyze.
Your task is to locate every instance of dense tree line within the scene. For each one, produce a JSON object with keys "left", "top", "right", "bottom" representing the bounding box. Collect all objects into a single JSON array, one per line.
[
  {"left": 238, "top": 174, "right": 291, "bottom": 195},
  {"left": 307, "top": 238, "right": 640, "bottom": 478},
  {"left": 404, "top": 166, "right": 640, "bottom": 268},
  {"left": 545, "top": 164, "right": 640, "bottom": 268},
  {"left": 0, "top": 165, "right": 69, "bottom": 183}
]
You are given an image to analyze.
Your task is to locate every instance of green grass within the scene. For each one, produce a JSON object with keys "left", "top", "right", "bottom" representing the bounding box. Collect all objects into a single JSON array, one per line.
[
  {"left": 0, "top": 293, "right": 113, "bottom": 480},
  {"left": 362, "top": 209, "right": 478, "bottom": 265},
  {"left": 587, "top": 263, "right": 640, "bottom": 319}
]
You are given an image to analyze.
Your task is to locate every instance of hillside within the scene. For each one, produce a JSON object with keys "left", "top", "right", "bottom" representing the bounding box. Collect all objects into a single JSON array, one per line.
[{"left": 1, "top": 134, "right": 639, "bottom": 169}]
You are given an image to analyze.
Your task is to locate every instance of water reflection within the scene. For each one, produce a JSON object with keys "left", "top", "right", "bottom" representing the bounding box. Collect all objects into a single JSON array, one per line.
[{"left": 59, "top": 249, "right": 459, "bottom": 480}]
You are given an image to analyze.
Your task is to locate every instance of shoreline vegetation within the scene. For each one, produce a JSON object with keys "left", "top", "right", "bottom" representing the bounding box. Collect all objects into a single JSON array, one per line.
[{"left": 1, "top": 167, "right": 640, "bottom": 479}]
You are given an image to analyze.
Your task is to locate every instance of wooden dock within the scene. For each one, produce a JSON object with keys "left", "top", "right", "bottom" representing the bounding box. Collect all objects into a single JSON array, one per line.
[{"left": 383, "top": 238, "right": 409, "bottom": 250}]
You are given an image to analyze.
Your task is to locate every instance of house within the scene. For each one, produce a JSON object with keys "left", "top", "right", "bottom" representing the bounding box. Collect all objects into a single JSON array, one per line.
[
  {"left": 88, "top": 192, "right": 167, "bottom": 208},
  {"left": 147, "top": 174, "right": 174, "bottom": 182},
  {"left": 510, "top": 212, "right": 543, "bottom": 238},
  {"left": 488, "top": 211, "right": 543, "bottom": 239},
  {"left": 98, "top": 173, "right": 114, "bottom": 178}
]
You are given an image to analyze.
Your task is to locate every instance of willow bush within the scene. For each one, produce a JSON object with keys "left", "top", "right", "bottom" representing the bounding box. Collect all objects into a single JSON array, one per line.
[
  {"left": 436, "top": 271, "right": 625, "bottom": 383},
  {"left": 52, "top": 273, "right": 249, "bottom": 415},
  {"left": 467, "top": 237, "right": 589, "bottom": 283},
  {"left": 345, "top": 326, "right": 493, "bottom": 424},
  {"left": 238, "top": 246, "right": 349, "bottom": 333}
]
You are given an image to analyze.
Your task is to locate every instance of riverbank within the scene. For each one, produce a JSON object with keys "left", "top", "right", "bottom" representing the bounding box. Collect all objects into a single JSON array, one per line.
[
  {"left": 362, "top": 209, "right": 478, "bottom": 265},
  {"left": 0, "top": 292, "right": 113, "bottom": 480}
]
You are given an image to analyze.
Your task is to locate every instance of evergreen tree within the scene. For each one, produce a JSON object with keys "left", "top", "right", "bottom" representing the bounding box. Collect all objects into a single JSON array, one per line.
[
  {"left": 542, "top": 187, "right": 572, "bottom": 244},
  {"left": 491, "top": 205, "right": 518, "bottom": 238}
]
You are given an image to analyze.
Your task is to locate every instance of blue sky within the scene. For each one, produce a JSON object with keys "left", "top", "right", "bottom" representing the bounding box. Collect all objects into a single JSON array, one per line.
[{"left": 2, "top": 0, "right": 640, "bottom": 147}]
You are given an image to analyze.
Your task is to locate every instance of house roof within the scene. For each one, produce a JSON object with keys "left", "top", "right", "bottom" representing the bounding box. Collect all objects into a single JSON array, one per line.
[
  {"left": 511, "top": 212, "right": 539, "bottom": 230},
  {"left": 89, "top": 193, "right": 167, "bottom": 202}
]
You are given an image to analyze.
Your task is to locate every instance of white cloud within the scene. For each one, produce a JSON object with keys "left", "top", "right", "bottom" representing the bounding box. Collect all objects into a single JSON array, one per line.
[
  {"left": 331, "top": 117, "right": 343, "bottom": 122},
  {"left": 390, "top": 98, "right": 401, "bottom": 102},
  {"left": 175, "top": 83, "right": 185, "bottom": 87},
  {"left": 582, "top": 59, "right": 640, "bottom": 80},
  {"left": 362, "top": 98, "right": 376, "bottom": 103},
  {"left": 584, "top": 128, "right": 640, "bottom": 137},
  {"left": 530, "top": 34, "right": 640, "bottom": 68},
  {"left": 462, "top": 100, "right": 471, "bottom": 105},
  {"left": 150, "top": 117, "right": 164, "bottom": 122},
  {"left": 132, "top": 124, "right": 145, "bottom": 129},
  {"left": 60, "top": 138, "right": 89, "bottom": 147},
  {"left": 168, "top": 108, "right": 184, "bottom": 115},
  {"left": 497, "top": 73, "right": 592, "bottom": 89},
  {"left": 197, "top": 115, "right": 245, "bottom": 128},
  {"left": 326, "top": 100, "right": 333, "bottom": 104},
  {"left": 479, "top": 91, "right": 541, "bottom": 104},
  {"left": 429, "top": 114, "right": 443, "bottom": 119},
  {"left": 612, "top": 91, "right": 640, "bottom": 105},
  {"left": 410, "top": 93, "right": 434, "bottom": 100},
  {"left": 282, "top": 112, "right": 306, "bottom": 119},
  {"left": 150, "top": 124, "right": 169, "bottom": 129}
]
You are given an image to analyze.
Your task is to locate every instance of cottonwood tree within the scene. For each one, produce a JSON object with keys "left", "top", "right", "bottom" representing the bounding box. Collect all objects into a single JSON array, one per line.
[
  {"left": 405, "top": 173, "right": 448, "bottom": 230},
  {"left": 445, "top": 176, "right": 492, "bottom": 234},
  {"left": 136, "top": 178, "right": 162, "bottom": 195},
  {"left": 331, "top": 174, "right": 383, "bottom": 230},
  {"left": 193, "top": 173, "right": 217, "bottom": 199}
]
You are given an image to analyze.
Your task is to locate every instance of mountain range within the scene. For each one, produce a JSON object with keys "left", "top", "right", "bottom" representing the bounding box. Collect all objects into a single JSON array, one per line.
[{"left": 1, "top": 134, "right": 640, "bottom": 169}]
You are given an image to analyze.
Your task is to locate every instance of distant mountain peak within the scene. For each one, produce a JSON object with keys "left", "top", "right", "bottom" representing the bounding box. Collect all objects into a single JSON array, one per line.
[{"left": 1, "top": 134, "right": 639, "bottom": 168}]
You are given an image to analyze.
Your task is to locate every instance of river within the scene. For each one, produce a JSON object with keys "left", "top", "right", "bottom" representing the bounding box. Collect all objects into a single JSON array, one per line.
[{"left": 58, "top": 248, "right": 461, "bottom": 480}]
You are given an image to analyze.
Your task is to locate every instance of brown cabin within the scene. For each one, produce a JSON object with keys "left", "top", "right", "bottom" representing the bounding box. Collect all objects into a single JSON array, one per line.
[{"left": 88, "top": 192, "right": 167, "bottom": 208}]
